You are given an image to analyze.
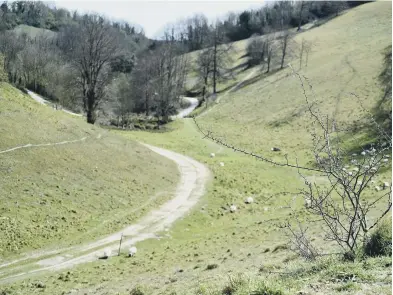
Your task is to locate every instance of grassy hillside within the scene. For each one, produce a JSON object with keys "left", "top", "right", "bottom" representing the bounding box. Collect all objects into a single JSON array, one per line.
[
  {"left": 11, "top": 24, "right": 56, "bottom": 38},
  {"left": 0, "top": 83, "right": 179, "bottom": 257},
  {"left": 2, "top": 2, "right": 392, "bottom": 295},
  {"left": 199, "top": 1, "right": 391, "bottom": 158}
]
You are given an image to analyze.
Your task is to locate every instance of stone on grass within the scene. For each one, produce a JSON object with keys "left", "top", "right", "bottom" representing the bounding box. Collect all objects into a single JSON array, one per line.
[
  {"left": 230, "top": 205, "right": 237, "bottom": 213},
  {"left": 129, "top": 246, "right": 137, "bottom": 257},
  {"left": 245, "top": 197, "right": 254, "bottom": 204}
]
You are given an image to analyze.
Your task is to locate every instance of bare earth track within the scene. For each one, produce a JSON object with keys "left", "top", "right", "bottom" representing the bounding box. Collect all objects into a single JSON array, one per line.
[{"left": 0, "top": 143, "right": 210, "bottom": 284}]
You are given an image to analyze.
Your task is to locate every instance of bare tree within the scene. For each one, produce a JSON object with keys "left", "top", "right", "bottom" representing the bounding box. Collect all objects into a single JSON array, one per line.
[
  {"left": 296, "top": 1, "right": 308, "bottom": 31},
  {"left": 0, "top": 31, "right": 26, "bottom": 84},
  {"left": 303, "top": 40, "right": 312, "bottom": 69},
  {"left": 130, "top": 52, "right": 157, "bottom": 116},
  {"left": 196, "top": 48, "right": 214, "bottom": 107},
  {"left": 265, "top": 31, "right": 276, "bottom": 74},
  {"left": 247, "top": 37, "right": 267, "bottom": 68},
  {"left": 299, "top": 38, "right": 313, "bottom": 70},
  {"left": 108, "top": 73, "right": 133, "bottom": 127},
  {"left": 192, "top": 66, "right": 392, "bottom": 257},
  {"left": 209, "top": 22, "right": 233, "bottom": 94},
  {"left": 184, "top": 14, "right": 210, "bottom": 51},
  {"left": 58, "top": 14, "right": 119, "bottom": 124},
  {"left": 280, "top": 217, "right": 319, "bottom": 260},
  {"left": 0, "top": 53, "right": 7, "bottom": 82},
  {"left": 279, "top": 29, "right": 294, "bottom": 69}
]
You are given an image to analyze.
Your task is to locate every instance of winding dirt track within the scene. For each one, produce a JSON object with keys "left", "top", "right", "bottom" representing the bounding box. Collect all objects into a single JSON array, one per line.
[
  {"left": 27, "top": 90, "right": 82, "bottom": 117},
  {"left": 172, "top": 97, "right": 199, "bottom": 119},
  {"left": 0, "top": 143, "right": 210, "bottom": 284}
]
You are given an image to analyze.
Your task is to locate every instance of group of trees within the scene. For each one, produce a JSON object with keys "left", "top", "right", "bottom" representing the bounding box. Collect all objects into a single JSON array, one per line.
[
  {"left": 189, "top": 1, "right": 370, "bottom": 105},
  {"left": 195, "top": 24, "right": 233, "bottom": 105},
  {"left": 168, "top": 0, "right": 369, "bottom": 54},
  {"left": 246, "top": 24, "right": 313, "bottom": 74},
  {"left": 0, "top": 1, "right": 371, "bottom": 125},
  {"left": 0, "top": 1, "right": 187, "bottom": 125}
]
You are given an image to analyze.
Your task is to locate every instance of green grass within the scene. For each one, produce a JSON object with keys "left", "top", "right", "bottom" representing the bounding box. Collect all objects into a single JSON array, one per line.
[
  {"left": 0, "top": 83, "right": 179, "bottom": 257},
  {"left": 198, "top": 2, "right": 391, "bottom": 158},
  {"left": 11, "top": 25, "right": 56, "bottom": 39},
  {"left": 2, "top": 2, "right": 392, "bottom": 294}
]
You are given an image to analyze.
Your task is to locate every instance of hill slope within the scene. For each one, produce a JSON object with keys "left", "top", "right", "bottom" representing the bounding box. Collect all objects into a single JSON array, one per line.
[
  {"left": 0, "top": 83, "right": 179, "bottom": 257},
  {"left": 199, "top": 1, "right": 391, "bottom": 159},
  {"left": 1, "top": 2, "right": 391, "bottom": 295}
]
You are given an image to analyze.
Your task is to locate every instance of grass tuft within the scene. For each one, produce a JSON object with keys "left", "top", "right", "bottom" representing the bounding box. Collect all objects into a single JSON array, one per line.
[{"left": 364, "top": 219, "right": 392, "bottom": 257}]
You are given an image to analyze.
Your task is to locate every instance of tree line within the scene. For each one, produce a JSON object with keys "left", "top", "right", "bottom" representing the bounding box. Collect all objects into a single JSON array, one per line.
[
  {"left": 168, "top": 1, "right": 371, "bottom": 53},
  {"left": 0, "top": 1, "right": 190, "bottom": 125},
  {"left": 0, "top": 1, "right": 371, "bottom": 125}
]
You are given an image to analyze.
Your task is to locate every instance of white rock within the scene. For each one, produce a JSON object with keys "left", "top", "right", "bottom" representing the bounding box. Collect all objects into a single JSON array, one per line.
[
  {"left": 363, "top": 165, "right": 370, "bottom": 169},
  {"left": 344, "top": 165, "right": 350, "bottom": 169},
  {"left": 264, "top": 207, "right": 269, "bottom": 212},
  {"left": 245, "top": 197, "right": 254, "bottom": 204},
  {"left": 210, "top": 153, "right": 215, "bottom": 158},
  {"left": 352, "top": 153, "right": 357, "bottom": 156},
  {"left": 305, "top": 199, "right": 311, "bottom": 208},
  {"left": 383, "top": 182, "right": 390, "bottom": 189},
  {"left": 230, "top": 205, "right": 237, "bottom": 213},
  {"left": 370, "top": 167, "right": 377, "bottom": 172},
  {"left": 129, "top": 246, "right": 137, "bottom": 257},
  {"left": 375, "top": 186, "right": 381, "bottom": 192},
  {"left": 219, "top": 162, "right": 225, "bottom": 167},
  {"left": 357, "top": 181, "right": 363, "bottom": 186},
  {"left": 382, "top": 158, "right": 389, "bottom": 163},
  {"left": 351, "top": 159, "right": 357, "bottom": 164},
  {"left": 361, "top": 151, "right": 366, "bottom": 156},
  {"left": 342, "top": 168, "right": 347, "bottom": 171},
  {"left": 348, "top": 172, "right": 353, "bottom": 176},
  {"left": 384, "top": 155, "right": 390, "bottom": 158}
]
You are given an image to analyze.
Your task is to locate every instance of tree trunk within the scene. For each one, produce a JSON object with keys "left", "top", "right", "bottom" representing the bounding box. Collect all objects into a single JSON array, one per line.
[
  {"left": 305, "top": 52, "right": 309, "bottom": 68},
  {"left": 86, "top": 89, "right": 97, "bottom": 124},
  {"left": 145, "top": 91, "right": 149, "bottom": 116},
  {"left": 281, "top": 39, "right": 287, "bottom": 69},
  {"left": 267, "top": 53, "right": 271, "bottom": 73},
  {"left": 87, "top": 109, "right": 96, "bottom": 124},
  {"left": 297, "top": 1, "right": 304, "bottom": 31},
  {"left": 299, "top": 43, "right": 304, "bottom": 70},
  {"left": 213, "top": 35, "right": 217, "bottom": 94}
]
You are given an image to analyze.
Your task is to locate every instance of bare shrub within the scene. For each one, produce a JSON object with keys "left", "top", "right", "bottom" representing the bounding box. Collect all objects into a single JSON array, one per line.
[{"left": 193, "top": 64, "right": 392, "bottom": 257}]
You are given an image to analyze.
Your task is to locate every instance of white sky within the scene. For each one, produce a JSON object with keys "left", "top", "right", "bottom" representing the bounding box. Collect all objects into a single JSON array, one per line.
[{"left": 53, "top": 1, "right": 264, "bottom": 38}]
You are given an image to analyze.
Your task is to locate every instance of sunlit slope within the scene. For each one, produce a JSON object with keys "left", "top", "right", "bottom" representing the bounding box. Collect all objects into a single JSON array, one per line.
[
  {"left": 0, "top": 83, "right": 179, "bottom": 257},
  {"left": 200, "top": 1, "right": 391, "bottom": 159}
]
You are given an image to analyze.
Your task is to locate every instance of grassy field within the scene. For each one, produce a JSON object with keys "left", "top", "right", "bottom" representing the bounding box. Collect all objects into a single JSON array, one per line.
[
  {"left": 198, "top": 1, "right": 391, "bottom": 157},
  {"left": 2, "top": 2, "right": 392, "bottom": 295},
  {"left": 0, "top": 83, "right": 179, "bottom": 258},
  {"left": 11, "top": 24, "right": 56, "bottom": 39}
]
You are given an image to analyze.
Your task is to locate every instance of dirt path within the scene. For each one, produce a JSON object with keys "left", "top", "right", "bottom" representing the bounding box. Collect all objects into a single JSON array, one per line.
[
  {"left": 0, "top": 137, "right": 88, "bottom": 155},
  {"left": 27, "top": 90, "right": 82, "bottom": 117},
  {"left": 199, "top": 66, "right": 261, "bottom": 118},
  {"left": 172, "top": 97, "right": 199, "bottom": 119},
  {"left": 0, "top": 143, "right": 210, "bottom": 284}
]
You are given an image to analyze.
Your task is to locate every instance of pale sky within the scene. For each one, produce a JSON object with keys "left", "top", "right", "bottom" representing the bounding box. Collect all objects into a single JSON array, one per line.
[{"left": 53, "top": 1, "right": 264, "bottom": 38}]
